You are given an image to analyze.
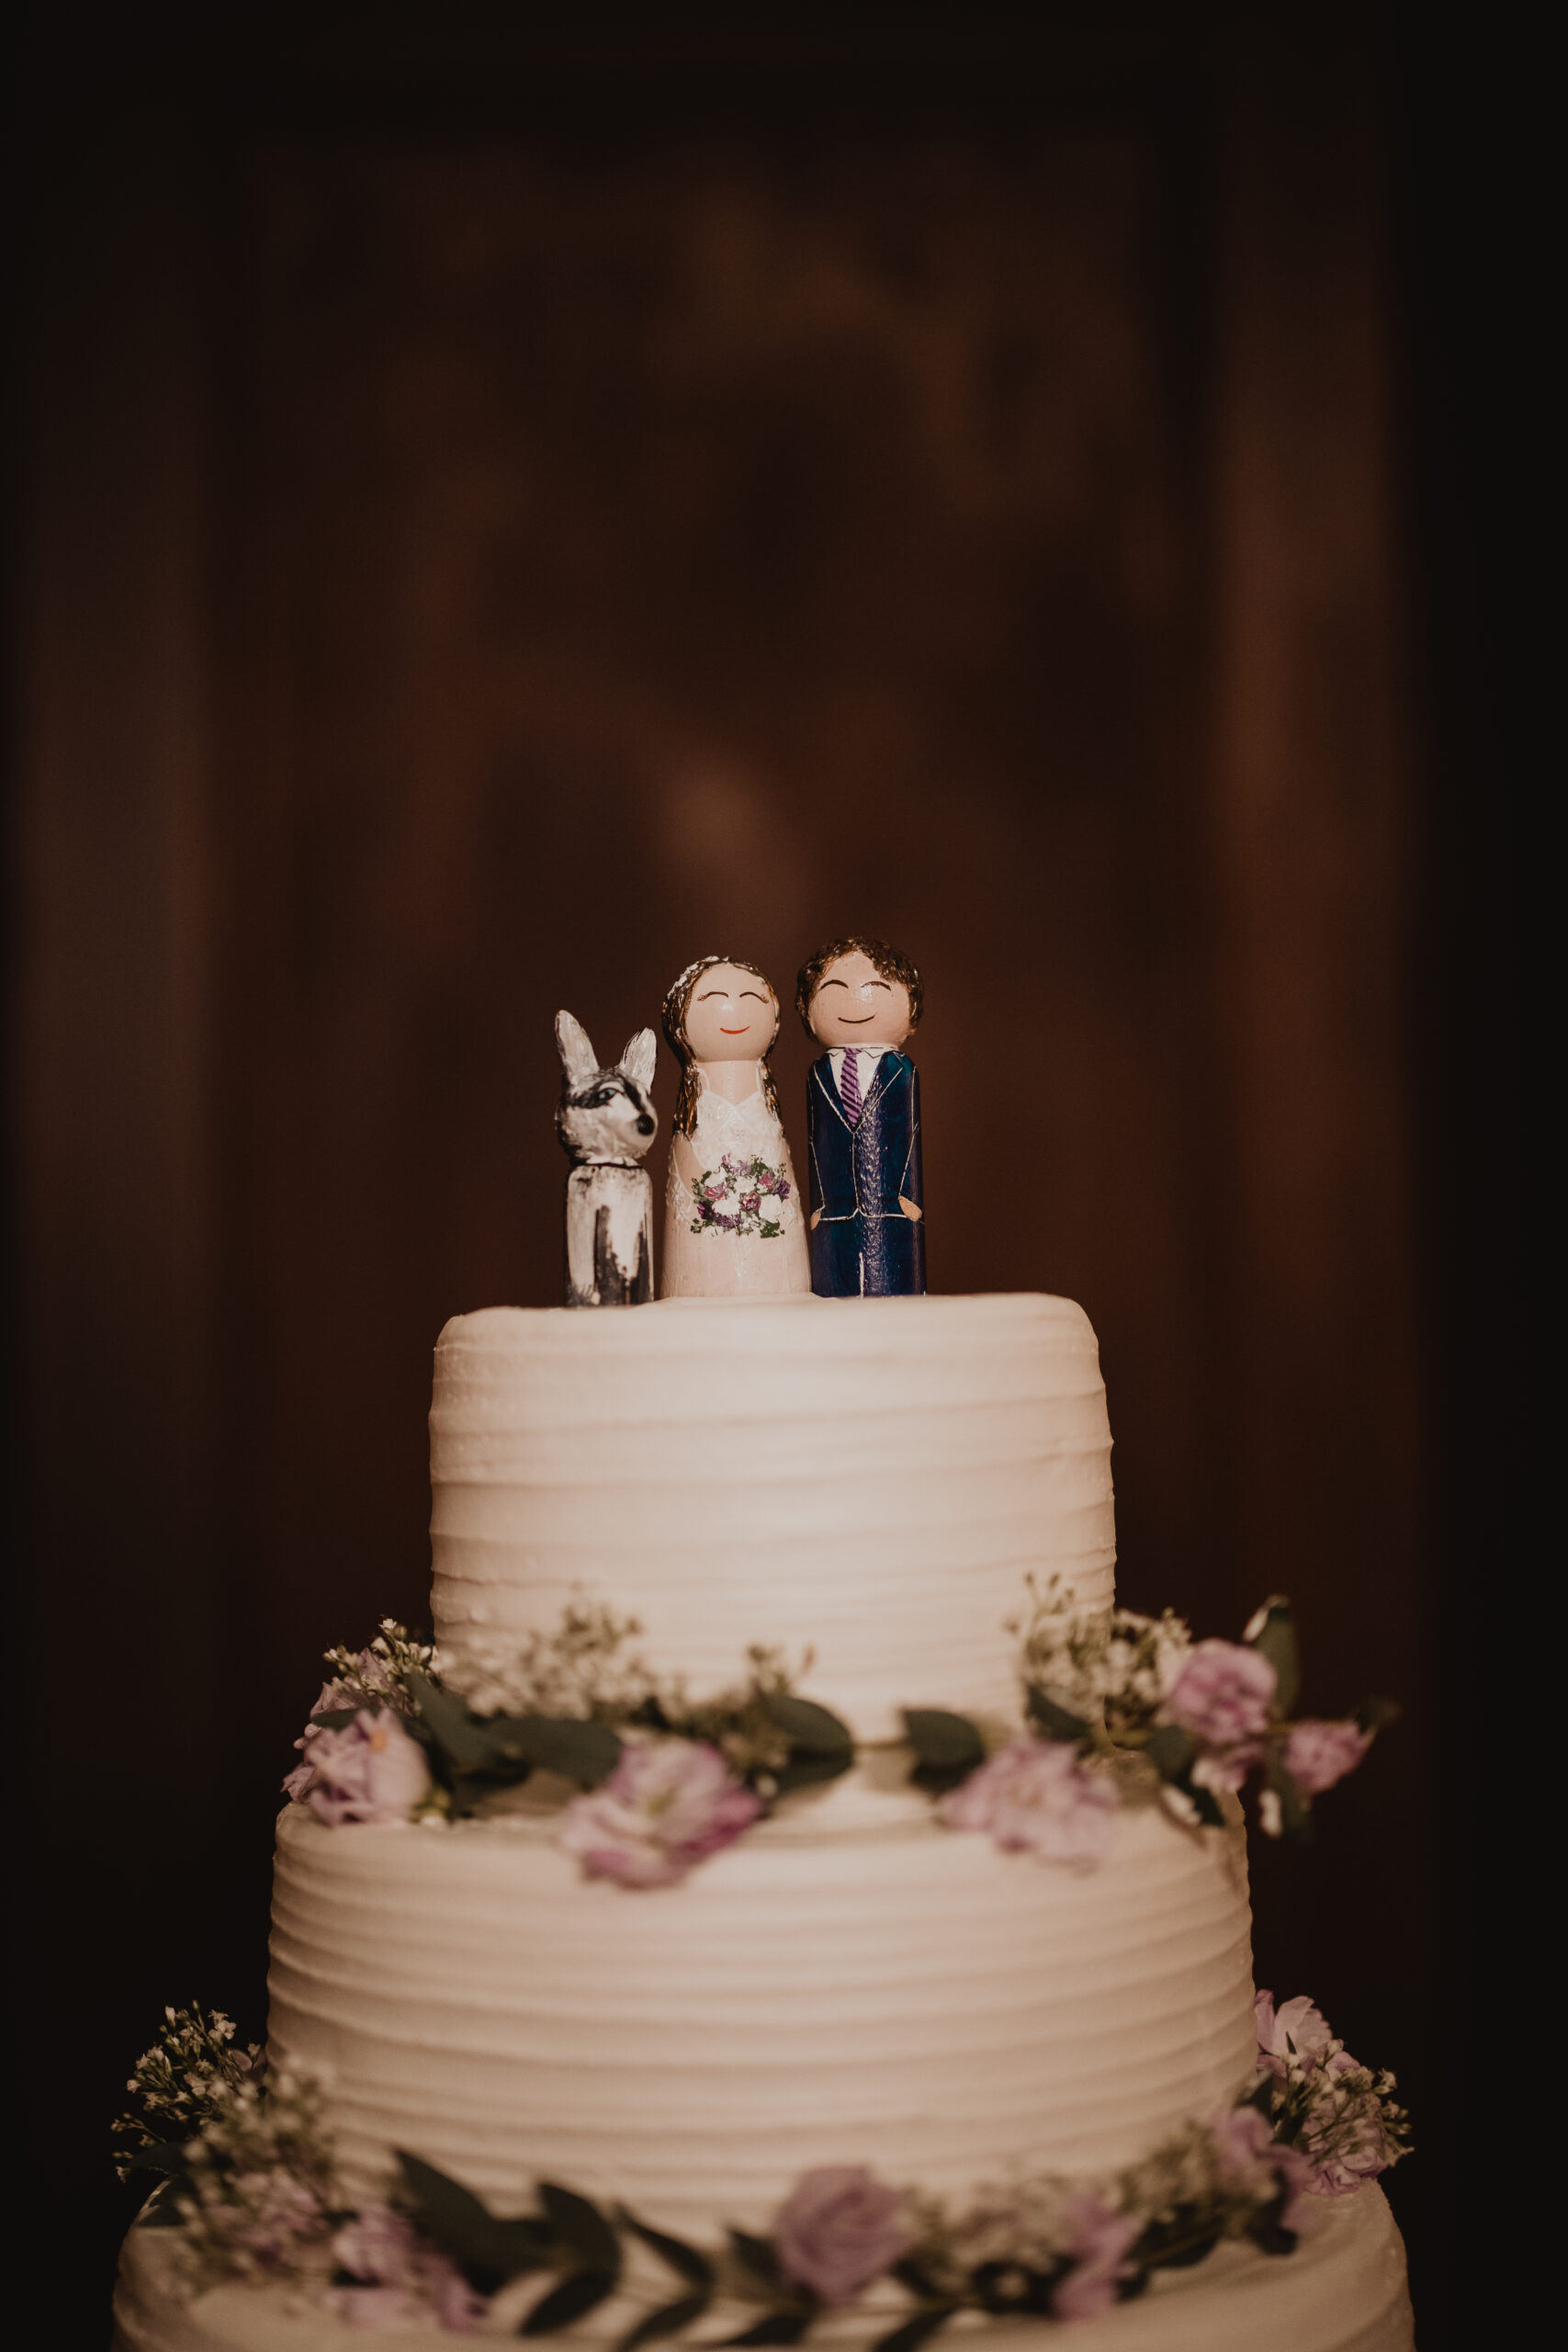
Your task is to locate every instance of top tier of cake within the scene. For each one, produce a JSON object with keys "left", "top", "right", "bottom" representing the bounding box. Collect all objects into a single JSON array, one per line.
[{"left": 430, "top": 1292, "right": 1115, "bottom": 1735}]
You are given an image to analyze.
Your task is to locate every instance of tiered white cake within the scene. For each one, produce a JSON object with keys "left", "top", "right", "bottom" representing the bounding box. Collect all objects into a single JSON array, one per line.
[{"left": 114, "top": 1294, "right": 1415, "bottom": 2350}]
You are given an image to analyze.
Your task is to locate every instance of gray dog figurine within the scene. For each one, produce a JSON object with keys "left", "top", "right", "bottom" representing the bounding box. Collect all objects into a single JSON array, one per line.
[{"left": 554, "top": 1012, "right": 659, "bottom": 1307}]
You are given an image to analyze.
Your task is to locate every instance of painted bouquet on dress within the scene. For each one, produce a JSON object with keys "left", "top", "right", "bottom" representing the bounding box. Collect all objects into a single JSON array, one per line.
[
  {"left": 688, "top": 1154, "right": 791, "bottom": 1238},
  {"left": 909, "top": 1587, "right": 1396, "bottom": 1867},
  {"left": 117, "top": 1994, "right": 1407, "bottom": 2336}
]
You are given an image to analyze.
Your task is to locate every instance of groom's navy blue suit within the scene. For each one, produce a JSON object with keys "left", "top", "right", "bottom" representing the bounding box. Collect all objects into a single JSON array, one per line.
[{"left": 806, "top": 1048, "right": 926, "bottom": 1297}]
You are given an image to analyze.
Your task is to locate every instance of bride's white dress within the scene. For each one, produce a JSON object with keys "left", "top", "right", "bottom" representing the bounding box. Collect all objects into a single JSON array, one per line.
[{"left": 660, "top": 1076, "right": 811, "bottom": 1299}]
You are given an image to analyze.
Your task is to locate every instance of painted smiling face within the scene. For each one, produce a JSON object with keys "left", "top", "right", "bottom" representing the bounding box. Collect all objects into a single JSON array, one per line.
[
  {"left": 682, "top": 963, "right": 781, "bottom": 1064},
  {"left": 807, "top": 948, "right": 913, "bottom": 1052}
]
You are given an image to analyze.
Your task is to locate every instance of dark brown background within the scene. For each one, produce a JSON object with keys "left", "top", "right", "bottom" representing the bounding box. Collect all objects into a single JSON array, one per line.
[{"left": 6, "top": 8, "right": 1529, "bottom": 2344}]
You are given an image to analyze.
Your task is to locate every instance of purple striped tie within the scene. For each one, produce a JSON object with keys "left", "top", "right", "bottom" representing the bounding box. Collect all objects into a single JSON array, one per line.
[{"left": 839, "top": 1049, "right": 863, "bottom": 1124}]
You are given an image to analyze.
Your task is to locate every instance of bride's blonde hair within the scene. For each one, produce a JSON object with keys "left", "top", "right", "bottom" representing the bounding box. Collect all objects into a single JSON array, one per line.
[{"left": 661, "top": 955, "right": 784, "bottom": 1139}]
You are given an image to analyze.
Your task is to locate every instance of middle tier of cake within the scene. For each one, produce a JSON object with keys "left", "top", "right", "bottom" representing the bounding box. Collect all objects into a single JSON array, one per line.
[{"left": 268, "top": 1789, "right": 1257, "bottom": 2234}]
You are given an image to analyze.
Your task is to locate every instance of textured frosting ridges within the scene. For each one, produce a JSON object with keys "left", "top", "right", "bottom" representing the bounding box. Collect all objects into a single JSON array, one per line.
[
  {"left": 268, "top": 1796, "right": 1256, "bottom": 2233},
  {"left": 429, "top": 1294, "right": 1115, "bottom": 1736}
]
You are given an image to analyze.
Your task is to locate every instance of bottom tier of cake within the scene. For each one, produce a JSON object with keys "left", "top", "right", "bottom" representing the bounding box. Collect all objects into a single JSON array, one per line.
[{"left": 113, "top": 2185, "right": 1415, "bottom": 2352}]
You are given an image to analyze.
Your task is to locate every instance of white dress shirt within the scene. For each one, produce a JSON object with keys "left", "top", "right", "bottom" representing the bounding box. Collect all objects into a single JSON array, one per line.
[{"left": 828, "top": 1045, "right": 886, "bottom": 1113}]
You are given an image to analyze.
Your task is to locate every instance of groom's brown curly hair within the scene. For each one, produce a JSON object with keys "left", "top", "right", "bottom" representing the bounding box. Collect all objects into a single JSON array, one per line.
[{"left": 795, "top": 936, "right": 924, "bottom": 1035}]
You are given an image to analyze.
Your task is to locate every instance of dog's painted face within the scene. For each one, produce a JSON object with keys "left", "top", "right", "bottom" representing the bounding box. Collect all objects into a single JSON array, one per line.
[
  {"left": 682, "top": 963, "right": 780, "bottom": 1065},
  {"left": 807, "top": 949, "right": 912, "bottom": 1051},
  {"left": 555, "top": 1012, "right": 658, "bottom": 1164}
]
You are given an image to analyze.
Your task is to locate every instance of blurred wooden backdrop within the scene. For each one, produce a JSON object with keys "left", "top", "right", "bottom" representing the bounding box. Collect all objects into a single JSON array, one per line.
[{"left": 8, "top": 10, "right": 1525, "bottom": 2345}]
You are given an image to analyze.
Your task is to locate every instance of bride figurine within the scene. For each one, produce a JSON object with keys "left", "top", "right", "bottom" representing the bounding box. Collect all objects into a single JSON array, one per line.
[{"left": 660, "top": 956, "right": 812, "bottom": 1298}]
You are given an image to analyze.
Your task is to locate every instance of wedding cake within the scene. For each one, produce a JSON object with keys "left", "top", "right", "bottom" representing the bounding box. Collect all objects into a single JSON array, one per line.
[{"left": 112, "top": 1292, "right": 1415, "bottom": 2349}]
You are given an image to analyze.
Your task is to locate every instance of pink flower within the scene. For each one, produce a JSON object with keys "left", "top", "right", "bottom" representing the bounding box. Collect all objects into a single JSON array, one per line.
[
  {"left": 1050, "top": 2190, "right": 1140, "bottom": 2321},
  {"left": 703, "top": 1182, "right": 726, "bottom": 1201},
  {"left": 331, "top": 2205, "right": 483, "bottom": 2332},
  {"left": 287, "top": 1710, "right": 432, "bottom": 1826},
  {"left": 740, "top": 1192, "right": 761, "bottom": 1213},
  {"left": 773, "top": 2166, "right": 908, "bottom": 2303},
  {"left": 1165, "top": 1642, "right": 1277, "bottom": 1745},
  {"left": 942, "top": 1739, "right": 1118, "bottom": 1871},
  {"left": 1284, "top": 1719, "right": 1370, "bottom": 1794},
  {"left": 557, "top": 1739, "right": 761, "bottom": 1887},
  {"left": 1255, "top": 1990, "right": 1335, "bottom": 2075},
  {"left": 1209, "top": 2105, "right": 1312, "bottom": 2231}
]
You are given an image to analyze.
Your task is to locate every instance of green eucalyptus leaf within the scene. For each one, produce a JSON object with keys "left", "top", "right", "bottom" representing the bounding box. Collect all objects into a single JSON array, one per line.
[
  {"left": 615, "top": 2210, "right": 715, "bottom": 2290},
  {"left": 902, "top": 1711, "right": 986, "bottom": 1770},
  {"left": 771, "top": 1752, "right": 855, "bottom": 1794},
  {"left": 138, "top": 2198, "right": 187, "bottom": 2228},
  {"left": 727, "top": 2231, "right": 785, "bottom": 2290},
  {"left": 493, "top": 1718, "right": 623, "bottom": 1789},
  {"left": 1025, "top": 1688, "right": 1091, "bottom": 1745},
  {"left": 1247, "top": 1602, "right": 1300, "bottom": 1717},
  {"left": 871, "top": 2312, "right": 956, "bottom": 2352},
  {"left": 395, "top": 2151, "right": 551, "bottom": 2291},
  {"left": 404, "top": 1673, "right": 505, "bottom": 1773},
  {"left": 309, "top": 1706, "right": 362, "bottom": 1731},
  {"left": 1143, "top": 1723, "right": 1198, "bottom": 1781},
  {"left": 889, "top": 2257, "right": 943, "bottom": 2301},
  {"left": 760, "top": 1694, "right": 853, "bottom": 1758},
  {"left": 615, "top": 2293, "right": 711, "bottom": 2352},
  {"left": 538, "top": 2182, "right": 621, "bottom": 2276},
  {"left": 521, "top": 2271, "right": 618, "bottom": 2335},
  {"left": 123, "top": 2141, "right": 193, "bottom": 2178},
  {"left": 1263, "top": 1750, "right": 1311, "bottom": 1840},
  {"left": 1186, "top": 1777, "right": 1225, "bottom": 1830},
  {"left": 1355, "top": 1694, "right": 1401, "bottom": 1734},
  {"left": 719, "top": 2314, "right": 816, "bottom": 2347}
]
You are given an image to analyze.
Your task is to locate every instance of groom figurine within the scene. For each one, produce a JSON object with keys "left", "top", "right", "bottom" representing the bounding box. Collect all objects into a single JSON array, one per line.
[{"left": 796, "top": 935, "right": 925, "bottom": 1297}]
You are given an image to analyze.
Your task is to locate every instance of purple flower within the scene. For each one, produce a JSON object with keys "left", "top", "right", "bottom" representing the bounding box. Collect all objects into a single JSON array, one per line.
[
  {"left": 1209, "top": 2105, "right": 1312, "bottom": 2231},
  {"left": 1165, "top": 1641, "right": 1277, "bottom": 1746},
  {"left": 775, "top": 1180, "right": 791, "bottom": 1201},
  {"left": 310, "top": 1651, "right": 394, "bottom": 1718},
  {"left": 773, "top": 2166, "right": 908, "bottom": 2303},
  {"left": 1284, "top": 1719, "right": 1371, "bottom": 1794},
  {"left": 557, "top": 1739, "right": 761, "bottom": 1887},
  {"left": 1050, "top": 2190, "right": 1140, "bottom": 2322},
  {"left": 331, "top": 2205, "right": 483, "bottom": 2332},
  {"left": 1255, "top": 1990, "right": 1335, "bottom": 2075},
  {"left": 942, "top": 1739, "right": 1117, "bottom": 1871},
  {"left": 287, "top": 1709, "right": 432, "bottom": 1826}
]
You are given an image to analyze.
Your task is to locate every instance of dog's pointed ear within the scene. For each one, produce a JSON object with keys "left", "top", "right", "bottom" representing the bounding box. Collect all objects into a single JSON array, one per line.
[
  {"left": 620, "top": 1028, "right": 657, "bottom": 1094},
  {"left": 555, "top": 1010, "right": 600, "bottom": 1091}
]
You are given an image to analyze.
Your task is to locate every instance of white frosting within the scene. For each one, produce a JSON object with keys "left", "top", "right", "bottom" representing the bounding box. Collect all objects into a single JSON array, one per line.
[
  {"left": 112, "top": 2185, "right": 1415, "bottom": 2351},
  {"left": 430, "top": 1294, "right": 1116, "bottom": 1737},
  {"left": 268, "top": 1794, "right": 1256, "bottom": 2230}
]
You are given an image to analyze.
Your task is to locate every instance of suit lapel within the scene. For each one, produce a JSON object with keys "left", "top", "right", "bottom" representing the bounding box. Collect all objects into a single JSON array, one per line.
[
  {"left": 857, "top": 1050, "right": 900, "bottom": 1121},
  {"left": 814, "top": 1058, "right": 853, "bottom": 1134}
]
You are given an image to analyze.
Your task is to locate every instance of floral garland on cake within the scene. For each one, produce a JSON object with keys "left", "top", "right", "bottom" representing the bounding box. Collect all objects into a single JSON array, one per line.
[
  {"left": 117, "top": 1996, "right": 1409, "bottom": 2338},
  {"left": 279, "top": 1591, "right": 1393, "bottom": 1887}
]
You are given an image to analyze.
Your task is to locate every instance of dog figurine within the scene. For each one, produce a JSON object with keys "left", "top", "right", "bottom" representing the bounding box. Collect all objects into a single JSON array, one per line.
[{"left": 555, "top": 1011, "right": 659, "bottom": 1307}]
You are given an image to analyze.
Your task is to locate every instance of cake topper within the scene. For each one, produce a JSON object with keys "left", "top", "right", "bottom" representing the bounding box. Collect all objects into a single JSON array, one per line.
[
  {"left": 659, "top": 956, "right": 811, "bottom": 1297},
  {"left": 795, "top": 935, "right": 925, "bottom": 1297},
  {"left": 554, "top": 1012, "right": 659, "bottom": 1308}
]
